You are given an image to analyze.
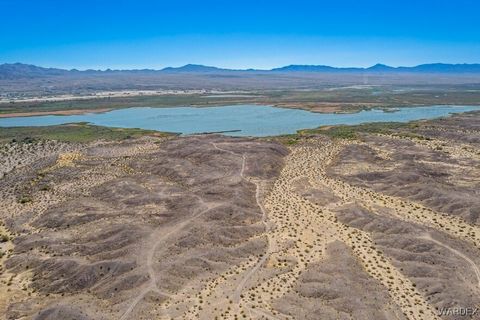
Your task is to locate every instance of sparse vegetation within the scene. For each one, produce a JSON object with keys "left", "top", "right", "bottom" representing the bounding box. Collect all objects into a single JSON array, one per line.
[
  {"left": 297, "top": 121, "right": 415, "bottom": 139},
  {"left": 0, "top": 108, "right": 478, "bottom": 319},
  {"left": 0, "top": 122, "right": 172, "bottom": 144},
  {"left": 18, "top": 195, "right": 32, "bottom": 204},
  {"left": 3, "top": 84, "right": 480, "bottom": 117}
]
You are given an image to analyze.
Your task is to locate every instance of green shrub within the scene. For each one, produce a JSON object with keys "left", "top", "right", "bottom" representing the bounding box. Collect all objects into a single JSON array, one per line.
[{"left": 18, "top": 196, "right": 32, "bottom": 204}]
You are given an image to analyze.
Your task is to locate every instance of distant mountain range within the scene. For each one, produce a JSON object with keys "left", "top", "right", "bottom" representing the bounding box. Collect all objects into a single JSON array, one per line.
[
  {"left": 272, "top": 63, "right": 480, "bottom": 73},
  {"left": 1, "top": 62, "right": 480, "bottom": 79}
]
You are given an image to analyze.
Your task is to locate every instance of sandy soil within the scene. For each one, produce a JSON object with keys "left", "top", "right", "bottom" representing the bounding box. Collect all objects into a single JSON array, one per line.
[
  {"left": 0, "top": 90, "right": 215, "bottom": 104},
  {"left": 0, "top": 108, "right": 113, "bottom": 118},
  {"left": 1, "top": 112, "right": 479, "bottom": 319},
  {"left": 0, "top": 88, "right": 265, "bottom": 105}
]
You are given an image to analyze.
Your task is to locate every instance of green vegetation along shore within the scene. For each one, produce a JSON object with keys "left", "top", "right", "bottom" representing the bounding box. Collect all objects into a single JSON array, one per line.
[{"left": 0, "top": 122, "right": 172, "bottom": 144}]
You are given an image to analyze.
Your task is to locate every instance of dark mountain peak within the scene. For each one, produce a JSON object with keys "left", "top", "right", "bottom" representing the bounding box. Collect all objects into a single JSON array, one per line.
[
  {"left": 0, "top": 62, "right": 70, "bottom": 79},
  {"left": 367, "top": 63, "right": 395, "bottom": 71},
  {"left": 407, "top": 63, "right": 480, "bottom": 73},
  {"left": 161, "top": 64, "right": 224, "bottom": 73},
  {"left": 271, "top": 64, "right": 338, "bottom": 72}
]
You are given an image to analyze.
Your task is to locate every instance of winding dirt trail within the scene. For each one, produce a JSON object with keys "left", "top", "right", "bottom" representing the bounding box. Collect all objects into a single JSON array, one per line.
[
  {"left": 119, "top": 201, "right": 220, "bottom": 320},
  {"left": 119, "top": 138, "right": 477, "bottom": 319},
  {"left": 201, "top": 140, "right": 441, "bottom": 319},
  {"left": 419, "top": 234, "right": 480, "bottom": 289},
  {"left": 211, "top": 142, "right": 274, "bottom": 304},
  {"left": 244, "top": 140, "right": 440, "bottom": 320}
]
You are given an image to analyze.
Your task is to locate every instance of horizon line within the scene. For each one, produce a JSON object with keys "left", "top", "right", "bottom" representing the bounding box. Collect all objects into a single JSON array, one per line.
[{"left": 2, "top": 61, "right": 480, "bottom": 72}]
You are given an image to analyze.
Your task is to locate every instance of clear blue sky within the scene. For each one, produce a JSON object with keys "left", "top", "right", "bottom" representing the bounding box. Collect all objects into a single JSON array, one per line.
[{"left": 1, "top": 0, "right": 479, "bottom": 70}]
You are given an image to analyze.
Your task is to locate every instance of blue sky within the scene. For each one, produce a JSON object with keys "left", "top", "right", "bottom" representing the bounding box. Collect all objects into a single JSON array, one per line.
[{"left": 1, "top": 0, "right": 479, "bottom": 69}]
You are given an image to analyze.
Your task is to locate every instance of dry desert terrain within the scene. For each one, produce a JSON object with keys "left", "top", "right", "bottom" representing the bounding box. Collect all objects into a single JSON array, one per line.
[{"left": 1, "top": 112, "right": 480, "bottom": 320}]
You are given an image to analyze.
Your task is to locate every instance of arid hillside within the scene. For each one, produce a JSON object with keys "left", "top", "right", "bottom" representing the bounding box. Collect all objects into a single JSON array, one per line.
[{"left": 1, "top": 112, "right": 479, "bottom": 319}]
